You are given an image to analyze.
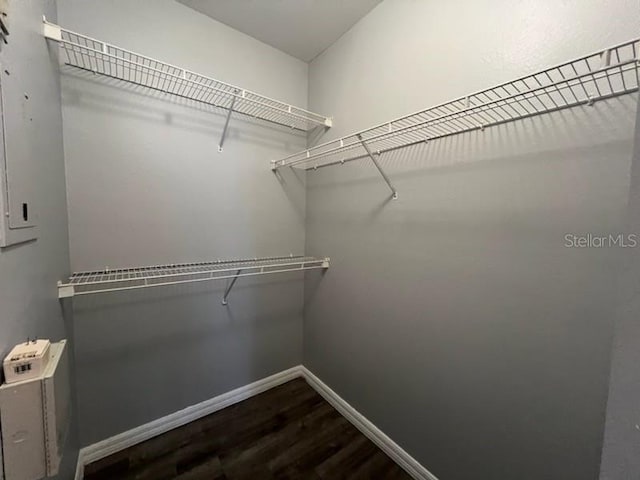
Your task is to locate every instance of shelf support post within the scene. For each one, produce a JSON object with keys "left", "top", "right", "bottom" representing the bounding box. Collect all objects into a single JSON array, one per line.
[
  {"left": 218, "top": 93, "right": 238, "bottom": 152},
  {"left": 221, "top": 269, "right": 242, "bottom": 305},
  {"left": 357, "top": 135, "right": 398, "bottom": 199}
]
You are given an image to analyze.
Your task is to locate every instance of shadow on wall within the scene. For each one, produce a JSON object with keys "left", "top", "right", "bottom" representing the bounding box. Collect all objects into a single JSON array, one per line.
[
  {"left": 273, "top": 165, "right": 306, "bottom": 221},
  {"left": 303, "top": 269, "right": 328, "bottom": 314},
  {"left": 71, "top": 276, "right": 300, "bottom": 364}
]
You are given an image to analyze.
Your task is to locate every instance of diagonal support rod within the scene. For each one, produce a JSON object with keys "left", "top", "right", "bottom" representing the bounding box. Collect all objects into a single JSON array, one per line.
[
  {"left": 222, "top": 269, "right": 242, "bottom": 305},
  {"left": 357, "top": 134, "right": 398, "bottom": 199},
  {"left": 218, "top": 93, "right": 237, "bottom": 152}
]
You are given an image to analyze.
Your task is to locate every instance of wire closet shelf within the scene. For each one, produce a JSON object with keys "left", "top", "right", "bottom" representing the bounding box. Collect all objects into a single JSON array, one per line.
[
  {"left": 42, "top": 20, "right": 332, "bottom": 133},
  {"left": 272, "top": 38, "right": 640, "bottom": 171},
  {"left": 58, "top": 255, "right": 330, "bottom": 302}
]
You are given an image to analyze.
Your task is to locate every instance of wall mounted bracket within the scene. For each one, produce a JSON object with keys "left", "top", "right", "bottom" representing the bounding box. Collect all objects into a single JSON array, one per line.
[
  {"left": 221, "top": 269, "right": 241, "bottom": 305},
  {"left": 218, "top": 92, "right": 237, "bottom": 152},
  {"left": 357, "top": 134, "right": 398, "bottom": 199}
]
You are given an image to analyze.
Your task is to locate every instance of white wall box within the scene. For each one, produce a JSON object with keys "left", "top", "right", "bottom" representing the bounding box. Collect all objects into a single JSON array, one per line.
[
  {"left": 0, "top": 341, "right": 71, "bottom": 480},
  {"left": 2, "top": 340, "right": 51, "bottom": 385}
]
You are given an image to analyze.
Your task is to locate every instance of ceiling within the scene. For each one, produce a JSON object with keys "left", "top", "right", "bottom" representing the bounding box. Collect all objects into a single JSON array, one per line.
[{"left": 176, "top": 0, "right": 382, "bottom": 62}]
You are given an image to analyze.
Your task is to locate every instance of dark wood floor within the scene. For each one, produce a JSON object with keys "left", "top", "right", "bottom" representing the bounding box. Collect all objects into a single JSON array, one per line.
[{"left": 84, "top": 377, "right": 412, "bottom": 480}]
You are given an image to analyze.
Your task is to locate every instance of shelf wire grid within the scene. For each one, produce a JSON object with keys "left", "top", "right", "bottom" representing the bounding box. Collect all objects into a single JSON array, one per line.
[
  {"left": 45, "top": 22, "right": 331, "bottom": 131},
  {"left": 58, "top": 255, "right": 329, "bottom": 297},
  {"left": 273, "top": 38, "right": 640, "bottom": 170}
]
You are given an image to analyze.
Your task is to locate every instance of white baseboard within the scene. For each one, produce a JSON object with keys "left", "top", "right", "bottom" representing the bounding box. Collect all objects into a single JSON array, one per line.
[
  {"left": 74, "top": 450, "right": 85, "bottom": 480},
  {"left": 300, "top": 367, "right": 439, "bottom": 480},
  {"left": 75, "top": 364, "right": 435, "bottom": 480},
  {"left": 78, "top": 365, "right": 302, "bottom": 468}
]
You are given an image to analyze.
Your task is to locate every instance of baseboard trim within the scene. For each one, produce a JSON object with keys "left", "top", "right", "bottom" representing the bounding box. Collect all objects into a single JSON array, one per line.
[
  {"left": 74, "top": 450, "right": 85, "bottom": 480},
  {"left": 76, "top": 364, "right": 435, "bottom": 480},
  {"left": 79, "top": 365, "right": 303, "bottom": 467},
  {"left": 300, "top": 367, "right": 439, "bottom": 480}
]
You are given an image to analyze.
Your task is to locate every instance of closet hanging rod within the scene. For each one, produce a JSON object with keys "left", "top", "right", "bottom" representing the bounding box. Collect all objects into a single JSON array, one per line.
[
  {"left": 271, "top": 37, "right": 640, "bottom": 171},
  {"left": 58, "top": 255, "right": 330, "bottom": 301},
  {"left": 42, "top": 19, "right": 332, "bottom": 135}
]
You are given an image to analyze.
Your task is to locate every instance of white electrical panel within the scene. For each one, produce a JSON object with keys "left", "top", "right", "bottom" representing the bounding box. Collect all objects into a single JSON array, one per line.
[{"left": 0, "top": 341, "right": 70, "bottom": 480}]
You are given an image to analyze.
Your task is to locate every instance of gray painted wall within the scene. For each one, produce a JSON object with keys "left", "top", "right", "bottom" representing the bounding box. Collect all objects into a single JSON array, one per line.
[
  {"left": 304, "top": 1, "right": 639, "bottom": 479},
  {"left": 0, "top": 1, "right": 77, "bottom": 478},
  {"left": 57, "top": 0, "right": 312, "bottom": 446},
  {"left": 599, "top": 87, "right": 640, "bottom": 478}
]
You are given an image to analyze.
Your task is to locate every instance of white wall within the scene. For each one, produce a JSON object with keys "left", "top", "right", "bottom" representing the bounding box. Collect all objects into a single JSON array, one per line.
[{"left": 304, "top": 1, "right": 639, "bottom": 479}]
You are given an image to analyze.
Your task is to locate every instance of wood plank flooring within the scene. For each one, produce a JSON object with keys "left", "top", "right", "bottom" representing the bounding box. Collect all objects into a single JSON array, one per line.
[{"left": 83, "top": 378, "right": 412, "bottom": 480}]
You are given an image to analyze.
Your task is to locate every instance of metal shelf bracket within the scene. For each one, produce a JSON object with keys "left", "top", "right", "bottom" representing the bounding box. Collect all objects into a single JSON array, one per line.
[
  {"left": 221, "top": 269, "right": 241, "bottom": 305},
  {"left": 218, "top": 92, "right": 237, "bottom": 152},
  {"left": 357, "top": 134, "right": 398, "bottom": 199},
  {"left": 221, "top": 256, "right": 331, "bottom": 305}
]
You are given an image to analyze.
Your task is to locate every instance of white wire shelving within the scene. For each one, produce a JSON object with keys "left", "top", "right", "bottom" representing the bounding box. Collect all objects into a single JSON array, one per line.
[
  {"left": 58, "top": 255, "right": 330, "bottom": 304},
  {"left": 272, "top": 38, "right": 640, "bottom": 199},
  {"left": 42, "top": 19, "right": 332, "bottom": 151}
]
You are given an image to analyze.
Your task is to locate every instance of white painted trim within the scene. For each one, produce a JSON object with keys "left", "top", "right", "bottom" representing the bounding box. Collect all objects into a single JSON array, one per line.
[
  {"left": 74, "top": 450, "right": 84, "bottom": 480},
  {"left": 79, "top": 366, "right": 302, "bottom": 466},
  {"left": 300, "top": 367, "right": 439, "bottom": 480}
]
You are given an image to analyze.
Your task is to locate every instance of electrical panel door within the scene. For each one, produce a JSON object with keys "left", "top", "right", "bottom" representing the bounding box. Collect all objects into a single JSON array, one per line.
[{"left": 0, "top": 61, "right": 38, "bottom": 247}]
